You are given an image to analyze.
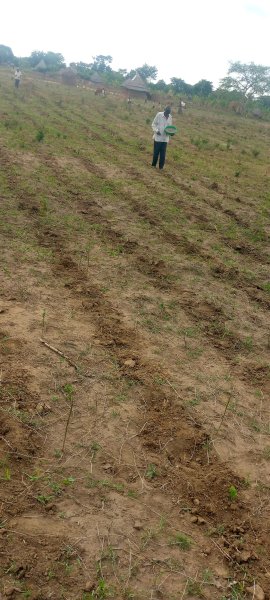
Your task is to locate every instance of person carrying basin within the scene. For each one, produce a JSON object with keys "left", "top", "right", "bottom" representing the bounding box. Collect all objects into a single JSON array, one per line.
[{"left": 151, "top": 106, "right": 176, "bottom": 170}]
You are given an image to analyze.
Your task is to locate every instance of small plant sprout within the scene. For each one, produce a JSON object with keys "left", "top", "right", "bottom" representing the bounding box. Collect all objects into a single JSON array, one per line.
[
  {"left": 40, "top": 198, "right": 49, "bottom": 216},
  {"left": 186, "top": 578, "right": 204, "bottom": 596},
  {"left": 36, "top": 494, "right": 53, "bottom": 505},
  {"left": 229, "top": 485, "right": 238, "bottom": 501},
  {"left": 36, "top": 129, "right": 45, "bottom": 142},
  {"left": 145, "top": 464, "right": 157, "bottom": 479},
  {"left": 169, "top": 533, "right": 192, "bottom": 550},
  {"left": 4, "top": 467, "right": 11, "bottom": 481}
]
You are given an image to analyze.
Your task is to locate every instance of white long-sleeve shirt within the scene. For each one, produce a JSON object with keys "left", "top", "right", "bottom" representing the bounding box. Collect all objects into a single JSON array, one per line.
[{"left": 152, "top": 112, "right": 173, "bottom": 143}]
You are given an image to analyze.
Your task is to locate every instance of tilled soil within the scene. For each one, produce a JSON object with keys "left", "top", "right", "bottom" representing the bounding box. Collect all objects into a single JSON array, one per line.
[{"left": 0, "top": 70, "right": 270, "bottom": 599}]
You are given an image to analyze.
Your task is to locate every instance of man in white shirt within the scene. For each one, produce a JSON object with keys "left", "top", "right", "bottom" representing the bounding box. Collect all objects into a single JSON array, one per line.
[
  {"left": 14, "top": 69, "right": 22, "bottom": 89},
  {"left": 151, "top": 106, "right": 172, "bottom": 169}
]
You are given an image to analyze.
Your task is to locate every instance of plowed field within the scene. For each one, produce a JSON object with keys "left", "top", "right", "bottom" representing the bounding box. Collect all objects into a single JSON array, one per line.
[{"left": 0, "top": 69, "right": 270, "bottom": 599}]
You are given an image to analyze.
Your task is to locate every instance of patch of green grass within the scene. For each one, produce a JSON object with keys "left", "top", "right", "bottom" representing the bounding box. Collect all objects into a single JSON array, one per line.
[
  {"left": 262, "top": 282, "right": 270, "bottom": 293},
  {"left": 36, "top": 494, "right": 53, "bottom": 505},
  {"left": 90, "top": 578, "right": 113, "bottom": 599},
  {"left": 263, "top": 446, "right": 270, "bottom": 460},
  {"left": 145, "top": 464, "right": 158, "bottom": 479},
  {"left": 36, "top": 129, "right": 45, "bottom": 142},
  {"left": 186, "top": 579, "right": 204, "bottom": 597},
  {"left": 169, "top": 533, "right": 192, "bottom": 550},
  {"left": 251, "top": 148, "right": 260, "bottom": 157},
  {"left": 228, "top": 485, "right": 238, "bottom": 501},
  {"left": 127, "top": 489, "right": 138, "bottom": 499}
]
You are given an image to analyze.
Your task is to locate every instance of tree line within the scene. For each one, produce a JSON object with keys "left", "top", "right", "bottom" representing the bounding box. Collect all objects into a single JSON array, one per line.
[{"left": 1, "top": 44, "right": 270, "bottom": 103}]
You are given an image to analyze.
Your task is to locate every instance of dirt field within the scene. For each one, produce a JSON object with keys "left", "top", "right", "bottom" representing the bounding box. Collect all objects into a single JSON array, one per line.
[{"left": 0, "top": 68, "right": 270, "bottom": 599}]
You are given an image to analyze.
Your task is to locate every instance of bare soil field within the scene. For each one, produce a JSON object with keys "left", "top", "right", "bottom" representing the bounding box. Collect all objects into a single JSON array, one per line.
[{"left": 0, "top": 68, "right": 270, "bottom": 599}]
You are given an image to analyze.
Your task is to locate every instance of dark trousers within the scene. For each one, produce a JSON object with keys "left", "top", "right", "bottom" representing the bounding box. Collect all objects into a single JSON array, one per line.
[
  {"left": 15, "top": 79, "right": 20, "bottom": 88},
  {"left": 152, "top": 141, "right": 167, "bottom": 169}
]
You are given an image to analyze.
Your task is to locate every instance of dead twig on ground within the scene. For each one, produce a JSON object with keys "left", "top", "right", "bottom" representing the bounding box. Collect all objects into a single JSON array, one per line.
[
  {"left": 40, "top": 338, "right": 93, "bottom": 377},
  {"left": 40, "top": 338, "right": 79, "bottom": 369},
  {"left": 215, "top": 396, "right": 232, "bottom": 435},
  {"left": 62, "top": 393, "right": 74, "bottom": 454}
]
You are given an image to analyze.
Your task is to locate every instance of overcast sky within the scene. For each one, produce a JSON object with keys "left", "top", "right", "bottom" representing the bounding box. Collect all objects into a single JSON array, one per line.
[{"left": 1, "top": 0, "right": 269, "bottom": 86}]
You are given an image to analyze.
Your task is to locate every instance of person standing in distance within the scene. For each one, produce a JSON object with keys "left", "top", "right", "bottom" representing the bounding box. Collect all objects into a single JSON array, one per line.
[
  {"left": 14, "top": 68, "right": 22, "bottom": 89},
  {"left": 151, "top": 106, "right": 172, "bottom": 170}
]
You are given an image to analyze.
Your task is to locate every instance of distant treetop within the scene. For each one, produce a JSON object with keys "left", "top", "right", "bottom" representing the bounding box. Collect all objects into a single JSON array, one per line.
[{"left": 219, "top": 61, "right": 270, "bottom": 98}]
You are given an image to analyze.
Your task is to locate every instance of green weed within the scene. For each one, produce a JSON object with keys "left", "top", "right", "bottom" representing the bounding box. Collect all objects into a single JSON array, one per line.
[
  {"left": 263, "top": 446, "right": 270, "bottom": 460},
  {"left": 228, "top": 485, "right": 238, "bottom": 501},
  {"left": 4, "top": 467, "right": 11, "bottom": 481},
  {"left": 36, "top": 494, "right": 53, "bottom": 505},
  {"left": 186, "top": 579, "right": 204, "bottom": 597},
  {"left": 90, "top": 578, "right": 112, "bottom": 599},
  {"left": 169, "top": 533, "right": 192, "bottom": 550},
  {"left": 145, "top": 464, "right": 157, "bottom": 479},
  {"left": 36, "top": 129, "right": 45, "bottom": 142}
]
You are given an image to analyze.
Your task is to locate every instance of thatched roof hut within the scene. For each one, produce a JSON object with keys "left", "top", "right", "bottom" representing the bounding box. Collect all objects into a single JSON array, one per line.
[
  {"left": 122, "top": 73, "right": 149, "bottom": 99},
  {"left": 60, "top": 67, "right": 77, "bottom": 86},
  {"left": 33, "top": 59, "right": 47, "bottom": 71},
  {"left": 90, "top": 72, "right": 104, "bottom": 85}
]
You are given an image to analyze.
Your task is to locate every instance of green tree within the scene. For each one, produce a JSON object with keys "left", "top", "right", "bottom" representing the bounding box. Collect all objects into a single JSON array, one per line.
[
  {"left": 118, "top": 68, "right": 127, "bottom": 78},
  {"left": 127, "top": 64, "right": 158, "bottom": 82},
  {"left": 92, "top": 55, "right": 112, "bottom": 73},
  {"left": 193, "top": 79, "right": 213, "bottom": 96},
  {"left": 137, "top": 64, "right": 158, "bottom": 81},
  {"left": 29, "top": 50, "right": 65, "bottom": 71},
  {"left": 258, "top": 95, "right": 270, "bottom": 108},
  {"left": 70, "top": 62, "right": 93, "bottom": 80},
  {"left": 45, "top": 51, "right": 65, "bottom": 71},
  {"left": 29, "top": 50, "right": 47, "bottom": 67},
  {"left": 0, "top": 44, "right": 14, "bottom": 64},
  {"left": 220, "top": 61, "right": 270, "bottom": 98},
  {"left": 170, "top": 77, "right": 193, "bottom": 95},
  {"left": 154, "top": 79, "right": 169, "bottom": 92}
]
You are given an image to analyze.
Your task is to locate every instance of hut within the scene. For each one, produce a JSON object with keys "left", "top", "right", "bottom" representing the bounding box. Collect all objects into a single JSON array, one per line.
[
  {"left": 122, "top": 73, "right": 149, "bottom": 100},
  {"left": 33, "top": 58, "right": 47, "bottom": 72},
  {"left": 89, "top": 72, "right": 105, "bottom": 86},
  {"left": 60, "top": 67, "right": 77, "bottom": 86}
]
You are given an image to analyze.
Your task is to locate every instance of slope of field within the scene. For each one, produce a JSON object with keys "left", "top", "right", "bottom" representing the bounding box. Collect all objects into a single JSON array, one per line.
[{"left": 0, "top": 68, "right": 270, "bottom": 600}]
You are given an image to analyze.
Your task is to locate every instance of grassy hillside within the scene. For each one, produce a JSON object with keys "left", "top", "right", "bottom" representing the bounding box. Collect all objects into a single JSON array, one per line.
[{"left": 0, "top": 67, "right": 270, "bottom": 600}]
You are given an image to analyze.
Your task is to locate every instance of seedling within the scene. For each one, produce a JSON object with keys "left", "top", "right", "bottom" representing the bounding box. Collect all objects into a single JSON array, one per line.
[
  {"left": 228, "top": 485, "right": 238, "bottom": 501},
  {"left": 36, "top": 129, "right": 45, "bottom": 142},
  {"left": 40, "top": 199, "right": 48, "bottom": 216},
  {"left": 91, "top": 578, "right": 111, "bottom": 599},
  {"left": 27, "top": 472, "right": 42, "bottom": 482},
  {"left": 169, "top": 533, "right": 192, "bottom": 550},
  {"left": 62, "top": 476, "right": 75, "bottom": 486},
  {"left": 36, "top": 494, "right": 53, "bottom": 505},
  {"left": 90, "top": 441, "right": 100, "bottom": 457},
  {"left": 145, "top": 464, "right": 157, "bottom": 479},
  {"left": 127, "top": 489, "right": 138, "bottom": 499},
  {"left": 186, "top": 579, "right": 204, "bottom": 596},
  {"left": 252, "top": 148, "right": 260, "bottom": 157},
  {"left": 4, "top": 467, "right": 11, "bottom": 481},
  {"left": 263, "top": 446, "right": 270, "bottom": 460}
]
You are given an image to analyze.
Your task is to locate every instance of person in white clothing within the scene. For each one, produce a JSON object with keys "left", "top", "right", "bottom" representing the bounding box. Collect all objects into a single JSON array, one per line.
[
  {"left": 14, "top": 68, "right": 22, "bottom": 89},
  {"left": 151, "top": 106, "right": 172, "bottom": 169}
]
